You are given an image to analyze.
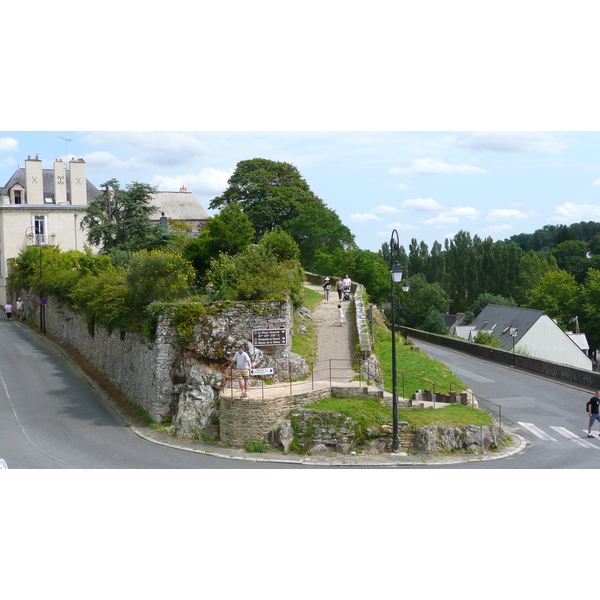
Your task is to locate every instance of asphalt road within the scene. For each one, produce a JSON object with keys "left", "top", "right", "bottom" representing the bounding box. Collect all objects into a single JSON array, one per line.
[
  {"left": 414, "top": 339, "right": 600, "bottom": 468},
  {"left": 0, "top": 318, "right": 300, "bottom": 469},
  {"left": 3, "top": 311, "right": 598, "bottom": 469}
]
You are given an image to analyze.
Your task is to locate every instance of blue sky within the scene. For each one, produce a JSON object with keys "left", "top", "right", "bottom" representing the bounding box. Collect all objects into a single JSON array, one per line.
[{"left": 2, "top": 131, "right": 600, "bottom": 253}]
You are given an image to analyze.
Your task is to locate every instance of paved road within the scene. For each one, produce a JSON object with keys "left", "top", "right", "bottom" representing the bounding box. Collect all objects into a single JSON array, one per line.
[
  {"left": 0, "top": 319, "right": 301, "bottom": 469},
  {"left": 4, "top": 307, "right": 597, "bottom": 469},
  {"left": 413, "top": 339, "right": 600, "bottom": 468}
]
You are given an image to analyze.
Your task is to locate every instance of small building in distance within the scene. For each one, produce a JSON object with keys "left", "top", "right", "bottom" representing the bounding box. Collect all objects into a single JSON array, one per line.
[
  {"left": 469, "top": 304, "right": 593, "bottom": 371},
  {"left": 148, "top": 185, "right": 210, "bottom": 237}
]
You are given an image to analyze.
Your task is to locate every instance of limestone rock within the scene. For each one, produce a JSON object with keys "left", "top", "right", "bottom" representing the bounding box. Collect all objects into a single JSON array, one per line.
[
  {"left": 279, "top": 420, "right": 294, "bottom": 452},
  {"left": 309, "top": 443, "right": 329, "bottom": 454}
]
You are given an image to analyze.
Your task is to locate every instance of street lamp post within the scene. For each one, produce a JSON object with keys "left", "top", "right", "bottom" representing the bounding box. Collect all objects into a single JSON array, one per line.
[{"left": 389, "top": 229, "right": 406, "bottom": 453}]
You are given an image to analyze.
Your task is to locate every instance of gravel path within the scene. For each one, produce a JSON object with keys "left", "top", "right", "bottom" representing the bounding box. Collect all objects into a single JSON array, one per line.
[{"left": 303, "top": 282, "right": 356, "bottom": 383}]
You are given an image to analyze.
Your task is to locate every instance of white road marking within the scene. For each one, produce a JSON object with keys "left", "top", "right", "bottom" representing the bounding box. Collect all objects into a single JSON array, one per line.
[
  {"left": 518, "top": 422, "right": 557, "bottom": 441},
  {"left": 550, "top": 426, "right": 599, "bottom": 449},
  {"left": 0, "top": 367, "right": 75, "bottom": 467}
]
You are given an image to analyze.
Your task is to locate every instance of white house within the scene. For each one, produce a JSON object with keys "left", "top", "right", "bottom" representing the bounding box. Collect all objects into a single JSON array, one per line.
[
  {"left": 0, "top": 156, "right": 99, "bottom": 304},
  {"left": 470, "top": 304, "right": 593, "bottom": 371}
]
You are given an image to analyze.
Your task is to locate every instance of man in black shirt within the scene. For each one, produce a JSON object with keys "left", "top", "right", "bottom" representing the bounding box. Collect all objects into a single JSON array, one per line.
[{"left": 587, "top": 391, "right": 600, "bottom": 438}]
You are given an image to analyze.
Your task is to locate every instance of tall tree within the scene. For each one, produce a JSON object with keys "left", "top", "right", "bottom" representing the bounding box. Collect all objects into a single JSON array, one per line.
[
  {"left": 525, "top": 269, "right": 580, "bottom": 329},
  {"left": 210, "top": 158, "right": 354, "bottom": 269},
  {"left": 209, "top": 158, "right": 315, "bottom": 237},
  {"left": 81, "top": 179, "right": 174, "bottom": 253}
]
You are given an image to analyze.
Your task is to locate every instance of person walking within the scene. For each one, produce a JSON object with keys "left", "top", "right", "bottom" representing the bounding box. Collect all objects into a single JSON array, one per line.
[
  {"left": 4, "top": 302, "right": 13, "bottom": 321},
  {"left": 228, "top": 346, "right": 252, "bottom": 398},
  {"left": 323, "top": 277, "right": 331, "bottom": 303},
  {"left": 338, "top": 304, "right": 345, "bottom": 327},
  {"left": 342, "top": 274, "right": 352, "bottom": 301},
  {"left": 336, "top": 277, "right": 344, "bottom": 301},
  {"left": 16, "top": 298, "right": 24, "bottom": 321},
  {"left": 587, "top": 391, "right": 600, "bottom": 437}
]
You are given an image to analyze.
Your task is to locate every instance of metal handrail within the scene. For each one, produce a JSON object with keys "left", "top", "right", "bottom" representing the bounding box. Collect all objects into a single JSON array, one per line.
[{"left": 220, "top": 358, "right": 503, "bottom": 428}]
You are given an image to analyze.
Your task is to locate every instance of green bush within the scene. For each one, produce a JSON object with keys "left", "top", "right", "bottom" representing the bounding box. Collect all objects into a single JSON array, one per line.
[{"left": 206, "top": 245, "right": 303, "bottom": 305}]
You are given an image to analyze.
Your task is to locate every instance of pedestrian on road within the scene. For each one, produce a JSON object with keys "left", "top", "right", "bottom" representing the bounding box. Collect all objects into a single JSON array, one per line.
[
  {"left": 587, "top": 391, "right": 600, "bottom": 437},
  {"left": 338, "top": 304, "right": 345, "bottom": 327},
  {"left": 323, "top": 277, "right": 331, "bottom": 303},
  {"left": 16, "top": 298, "right": 23, "bottom": 321},
  {"left": 228, "top": 345, "right": 252, "bottom": 398},
  {"left": 4, "top": 302, "right": 13, "bottom": 321},
  {"left": 336, "top": 277, "right": 344, "bottom": 301}
]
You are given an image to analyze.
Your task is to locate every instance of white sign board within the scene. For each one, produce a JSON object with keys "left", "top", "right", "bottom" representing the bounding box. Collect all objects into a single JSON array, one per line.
[{"left": 250, "top": 367, "right": 274, "bottom": 376}]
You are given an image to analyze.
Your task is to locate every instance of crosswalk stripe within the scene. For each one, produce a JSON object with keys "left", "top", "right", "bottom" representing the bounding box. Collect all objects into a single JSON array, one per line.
[
  {"left": 518, "top": 421, "right": 600, "bottom": 449},
  {"left": 518, "top": 422, "right": 557, "bottom": 441},
  {"left": 550, "top": 426, "right": 598, "bottom": 449}
]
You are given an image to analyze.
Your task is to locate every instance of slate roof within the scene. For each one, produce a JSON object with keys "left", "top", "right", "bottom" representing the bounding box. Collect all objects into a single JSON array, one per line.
[
  {"left": 567, "top": 333, "right": 590, "bottom": 351},
  {"left": 470, "top": 304, "right": 546, "bottom": 350},
  {"left": 0, "top": 167, "right": 100, "bottom": 204}
]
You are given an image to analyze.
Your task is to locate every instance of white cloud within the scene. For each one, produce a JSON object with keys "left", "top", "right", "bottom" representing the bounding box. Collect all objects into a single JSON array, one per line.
[
  {"left": 402, "top": 197, "right": 444, "bottom": 212},
  {"left": 552, "top": 202, "right": 600, "bottom": 221},
  {"left": 423, "top": 206, "right": 481, "bottom": 226},
  {"left": 593, "top": 180, "right": 600, "bottom": 186},
  {"left": 152, "top": 168, "right": 232, "bottom": 195},
  {"left": 486, "top": 208, "right": 533, "bottom": 220},
  {"left": 481, "top": 224, "right": 513, "bottom": 234},
  {"left": 85, "top": 151, "right": 121, "bottom": 169},
  {"left": 349, "top": 212, "right": 382, "bottom": 222},
  {"left": 390, "top": 157, "right": 488, "bottom": 176},
  {"left": 0, "top": 137, "right": 18, "bottom": 151},
  {"left": 448, "top": 131, "right": 565, "bottom": 154}
]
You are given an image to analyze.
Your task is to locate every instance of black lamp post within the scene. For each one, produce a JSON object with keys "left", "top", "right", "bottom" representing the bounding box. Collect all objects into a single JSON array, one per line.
[{"left": 389, "top": 229, "right": 406, "bottom": 453}]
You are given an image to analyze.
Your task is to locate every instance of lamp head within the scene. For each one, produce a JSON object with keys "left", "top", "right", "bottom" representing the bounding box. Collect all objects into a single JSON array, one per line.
[{"left": 390, "top": 262, "right": 404, "bottom": 283}]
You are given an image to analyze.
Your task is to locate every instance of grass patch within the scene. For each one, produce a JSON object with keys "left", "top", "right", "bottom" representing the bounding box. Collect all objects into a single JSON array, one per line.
[
  {"left": 292, "top": 285, "right": 322, "bottom": 365},
  {"left": 306, "top": 396, "right": 493, "bottom": 429},
  {"left": 244, "top": 440, "right": 268, "bottom": 453},
  {"left": 372, "top": 309, "right": 466, "bottom": 398}
]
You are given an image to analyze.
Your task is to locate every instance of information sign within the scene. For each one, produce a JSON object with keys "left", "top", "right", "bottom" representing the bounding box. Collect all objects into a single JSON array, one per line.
[{"left": 252, "top": 328, "right": 287, "bottom": 347}]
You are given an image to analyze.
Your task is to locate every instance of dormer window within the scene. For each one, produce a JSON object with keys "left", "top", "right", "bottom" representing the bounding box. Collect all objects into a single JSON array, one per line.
[{"left": 10, "top": 185, "right": 24, "bottom": 204}]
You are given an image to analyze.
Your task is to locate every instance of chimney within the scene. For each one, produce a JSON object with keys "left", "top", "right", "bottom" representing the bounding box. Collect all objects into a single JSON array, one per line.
[
  {"left": 54, "top": 158, "right": 67, "bottom": 204},
  {"left": 25, "top": 155, "right": 44, "bottom": 204},
  {"left": 69, "top": 158, "right": 87, "bottom": 205}
]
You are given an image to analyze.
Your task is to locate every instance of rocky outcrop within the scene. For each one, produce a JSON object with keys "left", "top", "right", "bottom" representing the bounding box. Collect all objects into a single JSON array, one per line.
[
  {"left": 410, "top": 424, "right": 502, "bottom": 454},
  {"left": 269, "top": 407, "right": 503, "bottom": 455},
  {"left": 171, "top": 363, "right": 219, "bottom": 439}
]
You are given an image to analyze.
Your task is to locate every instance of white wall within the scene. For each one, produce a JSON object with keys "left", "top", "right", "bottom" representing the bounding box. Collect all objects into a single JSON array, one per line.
[
  {"left": 0, "top": 207, "right": 89, "bottom": 304},
  {"left": 518, "top": 315, "right": 592, "bottom": 370}
]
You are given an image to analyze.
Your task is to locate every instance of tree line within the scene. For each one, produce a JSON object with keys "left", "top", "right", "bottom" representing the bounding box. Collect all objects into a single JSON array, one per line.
[{"left": 9, "top": 158, "right": 600, "bottom": 354}]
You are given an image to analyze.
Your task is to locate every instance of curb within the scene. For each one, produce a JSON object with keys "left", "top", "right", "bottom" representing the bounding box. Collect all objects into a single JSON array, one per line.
[{"left": 127, "top": 423, "right": 529, "bottom": 467}]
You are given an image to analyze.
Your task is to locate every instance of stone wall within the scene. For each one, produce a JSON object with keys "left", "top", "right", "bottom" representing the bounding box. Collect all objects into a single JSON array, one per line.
[
  {"left": 17, "top": 291, "right": 306, "bottom": 429},
  {"left": 221, "top": 386, "right": 383, "bottom": 447},
  {"left": 402, "top": 326, "right": 600, "bottom": 389},
  {"left": 18, "top": 289, "right": 178, "bottom": 422}
]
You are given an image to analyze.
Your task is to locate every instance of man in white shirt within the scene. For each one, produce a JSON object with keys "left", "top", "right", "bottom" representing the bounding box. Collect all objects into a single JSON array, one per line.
[{"left": 229, "top": 346, "right": 252, "bottom": 398}]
